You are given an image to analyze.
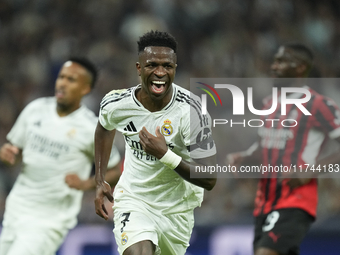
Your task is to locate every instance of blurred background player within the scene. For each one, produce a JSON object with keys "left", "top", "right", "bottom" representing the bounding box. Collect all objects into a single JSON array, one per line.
[
  {"left": 0, "top": 57, "right": 121, "bottom": 255},
  {"left": 94, "top": 30, "right": 216, "bottom": 255},
  {"left": 227, "top": 44, "right": 340, "bottom": 255}
]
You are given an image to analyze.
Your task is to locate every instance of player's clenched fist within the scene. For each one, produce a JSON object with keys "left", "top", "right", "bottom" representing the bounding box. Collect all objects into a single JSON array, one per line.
[
  {"left": 139, "top": 126, "right": 168, "bottom": 159},
  {"left": 95, "top": 181, "right": 113, "bottom": 221},
  {"left": 0, "top": 143, "right": 19, "bottom": 165}
]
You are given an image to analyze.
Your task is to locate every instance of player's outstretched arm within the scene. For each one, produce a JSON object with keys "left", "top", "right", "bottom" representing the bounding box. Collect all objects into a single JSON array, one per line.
[
  {"left": 139, "top": 126, "right": 216, "bottom": 190},
  {"left": 94, "top": 121, "right": 116, "bottom": 220},
  {"left": 0, "top": 143, "right": 21, "bottom": 166},
  {"left": 226, "top": 142, "right": 262, "bottom": 168}
]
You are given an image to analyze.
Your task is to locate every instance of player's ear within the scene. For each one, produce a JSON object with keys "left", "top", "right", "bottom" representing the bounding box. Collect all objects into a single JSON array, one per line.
[
  {"left": 81, "top": 84, "right": 91, "bottom": 96},
  {"left": 136, "top": 62, "right": 141, "bottom": 76}
]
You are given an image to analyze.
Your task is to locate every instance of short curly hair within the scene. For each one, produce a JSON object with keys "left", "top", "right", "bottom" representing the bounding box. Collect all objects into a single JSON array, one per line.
[
  {"left": 283, "top": 43, "right": 314, "bottom": 72},
  {"left": 68, "top": 57, "right": 98, "bottom": 88},
  {"left": 137, "top": 30, "right": 177, "bottom": 54}
]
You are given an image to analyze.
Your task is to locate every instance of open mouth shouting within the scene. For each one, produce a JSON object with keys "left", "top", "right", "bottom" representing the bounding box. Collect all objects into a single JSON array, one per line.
[
  {"left": 55, "top": 89, "right": 66, "bottom": 99},
  {"left": 151, "top": 80, "right": 166, "bottom": 94}
]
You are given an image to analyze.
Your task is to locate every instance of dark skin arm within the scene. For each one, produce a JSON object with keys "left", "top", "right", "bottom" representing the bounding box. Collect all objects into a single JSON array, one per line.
[
  {"left": 226, "top": 141, "right": 262, "bottom": 169},
  {"left": 139, "top": 126, "right": 216, "bottom": 191},
  {"left": 286, "top": 136, "right": 340, "bottom": 188},
  {"left": 316, "top": 137, "right": 340, "bottom": 166},
  {"left": 65, "top": 162, "right": 121, "bottom": 191},
  {"left": 94, "top": 121, "right": 117, "bottom": 220}
]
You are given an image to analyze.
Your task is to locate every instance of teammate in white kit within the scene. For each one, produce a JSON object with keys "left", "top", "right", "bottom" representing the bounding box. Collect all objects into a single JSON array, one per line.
[
  {"left": 94, "top": 31, "right": 217, "bottom": 255},
  {"left": 0, "top": 57, "right": 121, "bottom": 255}
]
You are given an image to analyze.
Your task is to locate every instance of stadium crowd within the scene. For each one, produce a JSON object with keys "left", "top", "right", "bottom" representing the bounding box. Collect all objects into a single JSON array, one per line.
[{"left": 1, "top": 0, "right": 340, "bottom": 229}]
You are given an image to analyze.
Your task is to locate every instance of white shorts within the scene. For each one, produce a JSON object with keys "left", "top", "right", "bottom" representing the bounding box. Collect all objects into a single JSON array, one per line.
[
  {"left": 112, "top": 194, "right": 195, "bottom": 255},
  {"left": 0, "top": 220, "right": 67, "bottom": 255}
]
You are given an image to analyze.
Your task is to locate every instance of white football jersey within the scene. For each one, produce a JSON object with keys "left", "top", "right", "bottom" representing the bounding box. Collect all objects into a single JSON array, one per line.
[
  {"left": 99, "top": 84, "right": 216, "bottom": 214},
  {"left": 3, "top": 97, "right": 120, "bottom": 230}
]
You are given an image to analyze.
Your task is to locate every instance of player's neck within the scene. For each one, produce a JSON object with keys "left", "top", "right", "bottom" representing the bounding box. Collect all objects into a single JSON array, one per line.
[
  {"left": 136, "top": 88, "right": 172, "bottom": 112},
  {"left": 56, "top": 103, "right": 80, "bottom": 117}
]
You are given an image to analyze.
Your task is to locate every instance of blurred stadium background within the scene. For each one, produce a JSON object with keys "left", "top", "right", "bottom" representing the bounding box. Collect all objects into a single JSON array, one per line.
[{"left": 1, "top": 0, "right": 340, "bottom": 254}]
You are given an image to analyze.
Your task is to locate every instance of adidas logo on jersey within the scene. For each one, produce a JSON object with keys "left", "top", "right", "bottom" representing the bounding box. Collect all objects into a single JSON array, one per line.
[
  {"left": 124, "top": 121, "right": 137, "bottom": 132},
  {"left": 34, "top": 120, "right": 41, "bottom": 127}
]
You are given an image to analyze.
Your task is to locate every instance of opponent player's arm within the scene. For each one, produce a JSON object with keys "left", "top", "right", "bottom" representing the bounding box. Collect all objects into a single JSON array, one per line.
[
  {"left": 0, "top": 143, "right": 22, "bottom": 166},
  {"left": 285, "top": 136, "right": 340, "bottom": 188},
  {"left": 226, "top": 141, "right": 262, "bottom": 167},
  {"left": 139, "top": 127, "right": 216, "bottom": 190},
  {"left": 94, "top": 121, "right": 116, "bottom": 220},
  {"left": 283, "top": 136, "right": 340, "bottom": 189},
  {"left": 286, "top": 98, "right": 340, "bottom": 188},
  {"left": 317, "top": 136, "right": 340, "bottom": 166}
]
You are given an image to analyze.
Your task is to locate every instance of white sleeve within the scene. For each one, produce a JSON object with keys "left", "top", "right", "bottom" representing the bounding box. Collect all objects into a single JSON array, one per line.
[
  {"left": 182, "top": 97, "right": 216, "bottom": 159},
  {"left": 98, "top": 106, "right": 116, "bottom": 131},
  {"left": 98, "top": 90, "right": 126, "bottom": 131},
  {"left": 7, "top": 99, "right": 39, "bottom": 148}
]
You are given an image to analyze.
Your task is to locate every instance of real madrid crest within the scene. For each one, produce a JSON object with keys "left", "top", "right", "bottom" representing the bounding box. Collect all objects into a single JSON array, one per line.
[
  {"left": 161, "top": 119, "right": 173, "bottom": 136},
  {"left": 67, "top": 128, "right": 77, "bottom": 138},
  {"left": 121, "top": 232, "right": 128, "bottom": 245}
]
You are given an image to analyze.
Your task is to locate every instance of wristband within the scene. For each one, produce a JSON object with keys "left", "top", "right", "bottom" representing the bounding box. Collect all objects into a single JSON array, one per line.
[{"left": 159, "top": 149, "right": 182, "bottom": 169}]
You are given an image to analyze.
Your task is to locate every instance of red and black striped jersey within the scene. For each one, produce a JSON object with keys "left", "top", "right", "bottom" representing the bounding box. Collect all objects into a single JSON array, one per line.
[{"left": 254, "top": 87, "right": 340, "bottom": 218}]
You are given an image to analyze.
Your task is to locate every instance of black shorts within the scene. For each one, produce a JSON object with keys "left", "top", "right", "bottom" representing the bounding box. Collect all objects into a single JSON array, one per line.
[{"left": 253, "top": 208, "right": 314, "bottom": 255}]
